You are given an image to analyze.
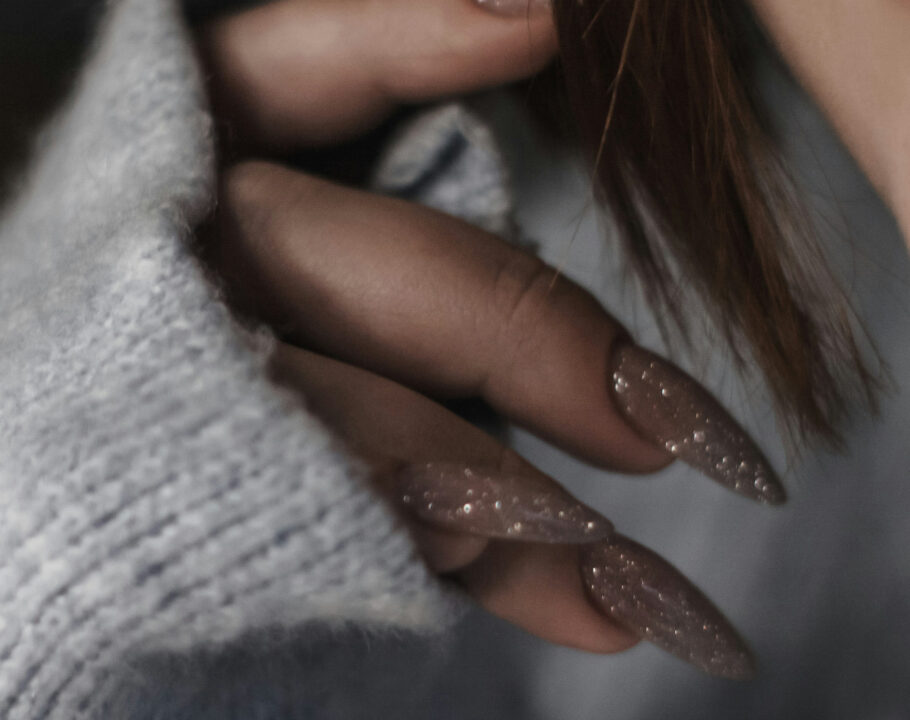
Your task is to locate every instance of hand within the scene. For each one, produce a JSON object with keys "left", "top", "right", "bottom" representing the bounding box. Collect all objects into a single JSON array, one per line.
[{"left": 197, "top": 0, "right": 781, "bottom": 677}]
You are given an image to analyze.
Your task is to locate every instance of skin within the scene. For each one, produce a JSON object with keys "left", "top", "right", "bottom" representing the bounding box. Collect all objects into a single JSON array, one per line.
[
  {"left": 198, "top": 0, "right": 910, "bottom": 654},
  {"left": 750, "top": 0, "right": 910, "bottom": 245},
  {"left": 199, "top": 0, "right": 560, "bottom": 147}
]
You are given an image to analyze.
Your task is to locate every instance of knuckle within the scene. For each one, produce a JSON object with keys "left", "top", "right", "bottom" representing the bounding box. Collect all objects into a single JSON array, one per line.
[
  {"left": 479, "top": 252, "right": 556, "bottom": 397},
  {"left": 492, "top": 252, "right": 556, "bottom": 339}
]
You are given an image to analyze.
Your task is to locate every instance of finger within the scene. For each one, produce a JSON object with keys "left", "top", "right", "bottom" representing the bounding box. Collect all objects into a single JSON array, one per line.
[
  {"left": 199, "top": 0, "right": 557, "bottom": 147},
  {"left": 462, "top": 536, "right": 755, "bottom": 676},
  {"left": 458, "top": 541, "right": 640, "bottom": 654},
  {"left": 214, "top": 161, "right": 787, "bottom": 505},
  {"left": 269, "top": 342, "right": 611, "bottom": 555},
  {"left": 269, "top": 342, "right": 639, "bottom": 652},
  {"left": 272, "top": 341, "right": 491, "bottom": 573},
  {"left": 271, "top": 342, "right": 757, "bottom": 668},
  {"left": 216, "top": 161, "right": 670, "bottom": 474}
]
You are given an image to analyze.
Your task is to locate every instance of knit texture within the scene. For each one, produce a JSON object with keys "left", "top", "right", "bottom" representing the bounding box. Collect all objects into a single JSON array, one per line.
[
  {"left": 0, "top": 0, "right": 477, "bottom": 717},
  {"left": 371, "top": 103, "right": 513, "bottom": 237}
]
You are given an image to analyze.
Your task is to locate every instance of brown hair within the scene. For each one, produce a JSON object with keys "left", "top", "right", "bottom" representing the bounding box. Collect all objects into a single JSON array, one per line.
[{"left": 549, "top": 0, "right": 881, "bottom": 446}]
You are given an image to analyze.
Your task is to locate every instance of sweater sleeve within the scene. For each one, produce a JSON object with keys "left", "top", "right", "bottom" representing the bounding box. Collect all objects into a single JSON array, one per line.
[{"left": 0, "top": 1, "right": 460, "bottom": 718}]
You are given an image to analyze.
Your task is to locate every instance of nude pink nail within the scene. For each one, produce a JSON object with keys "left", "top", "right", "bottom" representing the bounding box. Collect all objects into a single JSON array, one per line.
[
  {"left": 473, "top": 0, "right": 552, "bottom": 17},
  {"left": 396, "top": 461, "right": 612, "bottom": 542},
  {"left": 610, "top": 342, "right": 786, "bottom": 504},
  {"left": 581, "top": 534, "right": 755, "bottom": 679}
]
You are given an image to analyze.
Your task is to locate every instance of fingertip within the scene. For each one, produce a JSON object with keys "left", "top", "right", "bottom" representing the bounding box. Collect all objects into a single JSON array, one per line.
[
  {"left": 458, "top": 541, "right": 641, "bottom": 654},
  {"left": 377, "top": 0, "right": 558, "bottom": 101}
]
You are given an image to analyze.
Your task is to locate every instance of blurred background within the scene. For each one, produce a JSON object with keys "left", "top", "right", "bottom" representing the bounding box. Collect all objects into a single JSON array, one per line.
[
  {"left": 3, "top": 2, "right": 908, "bottom": 718},
  {"left": 0, "top": 1, "right": 98, "bottom": 196}
]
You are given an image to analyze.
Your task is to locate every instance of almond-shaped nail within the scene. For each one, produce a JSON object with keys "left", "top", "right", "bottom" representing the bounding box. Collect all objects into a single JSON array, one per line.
[
  {"left": 396, "top": 461, "right": 612, "bottom": 542},
  {"left": 610, "top": 342, "right": 786, "bottom": 504},
  {"left": 473, "top": 0, "right": 552, "bottom": 17},
  {"left": 581, "top": 534, "right": 755, "bottom": 679}
]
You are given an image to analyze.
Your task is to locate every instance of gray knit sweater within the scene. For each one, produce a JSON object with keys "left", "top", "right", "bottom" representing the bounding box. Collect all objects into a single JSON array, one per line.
[{"left": 0, "top": 1, "right": 491, "bottom": 717}]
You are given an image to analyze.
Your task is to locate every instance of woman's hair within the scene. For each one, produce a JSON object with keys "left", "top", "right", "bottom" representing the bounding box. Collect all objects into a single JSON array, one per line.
[{"left": 549, "top": 0, "right": 881, "bottom": 447}]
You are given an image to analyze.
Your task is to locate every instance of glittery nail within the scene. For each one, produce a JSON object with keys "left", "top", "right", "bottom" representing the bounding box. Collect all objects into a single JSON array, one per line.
[
  {"left": 472, "top": 0, "right": 552, "bottom": 17},
  {"left": 581, "top": 535, "right": 755, "bottom": 679},
  {"left": 396, "top": 462, "right": 612, "bottom": 542},
  {"left": 610, "top": 342, "right": 786, "bottom": 504}
]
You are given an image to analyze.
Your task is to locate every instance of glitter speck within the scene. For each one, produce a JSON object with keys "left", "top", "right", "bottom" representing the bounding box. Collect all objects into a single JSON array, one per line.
[
  {"left": 692, "top": 430, "right": 706, "bottom": 443},
  {"left": 402, "top": 494, "right": 412, "bottom": 504},
  {"left": 463, "top": 503, "right": 473, "bottom": 514},
  {"left": 493, "top": 500, "right": 503, "bottom": 511}
]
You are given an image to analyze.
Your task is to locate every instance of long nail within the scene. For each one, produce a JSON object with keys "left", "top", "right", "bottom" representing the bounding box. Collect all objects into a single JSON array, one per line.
[
  {"left": 610, "top": 342, "right": 786, "bottom": 504},
  {"left": 396, "top": 462, "right": 613, "bottom": 543},
  {"left": 473, "top": 0, "right": 552, "bottom": 17},
  {"left": 581, "top": 534, "right": 755, "bottom": 679}
]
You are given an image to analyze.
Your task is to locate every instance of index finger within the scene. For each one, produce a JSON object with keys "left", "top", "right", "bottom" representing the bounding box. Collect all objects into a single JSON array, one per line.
[{"left": 211, "top": 162, "right": 785, "bottom": 504}]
